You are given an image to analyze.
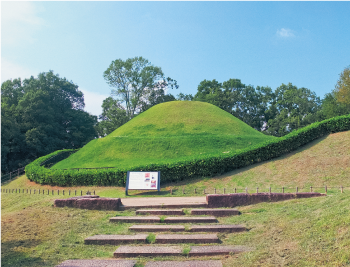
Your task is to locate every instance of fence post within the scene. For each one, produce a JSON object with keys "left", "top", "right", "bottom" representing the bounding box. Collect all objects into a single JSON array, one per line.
[
  {"left": 75, "top": 190, "right": 77, "bottom": 196},
  {"left": 214, "top": 188, "right": 216, "bottom": 194},
  {"left": 69, "top": 190, "right": 70, "bottom": 196},
  {"left": 224, "top": 188, "right": 226, "bottom": 194},
  {"left": 256, "top": 187, "right": 259, "bottom": 193},
  {"left": 58, "top": 190, "right": 59, "bottom": 195},
  {"left": 269, "top": 187, "right": 271, "bottom": 193},
  {"left": 182, "top": 187, "right": 185, "bottom": 194},
  {"left": 310, "top": 186, "right": 313, "bottom": 192},
  {"left": 93, "top": 190, "right": 95, "bottom": 195},
  {"left": 52, "top": 190, "right": 54, "bottom": 195},
  {"left": 325, "top": 185, "right": 327, "bottom": 194},
  {"left": 48, "top": 189, "right": 49, "bottom": 195},
  {"left": 234, "top": 188, "right": 237, "bottom": 193},
  {"left": 81, "top": 190, "right": 82, "bottom": 196},
  {"left": 16, "top": 189, "right": 17, "bottom": 193},
  {"left": 282, "top": 187, "right": 284, "bottom": 193},
  {"left": 63, "top": 190, "right": 64, "bottom": 195},
  {"left": 170, "top": 189, "right": 173, "bottom": 195},
  {"left": 30, "top": 189, "right": 31, "bottom": 194},
  {"left": 296, "top": 187, "right": 298, "bottom": 193},
  {"left": 245, "top": 187, "right": 248, "bottom": 194},
  {"left": 203, "top": 188, "right": 205, "bottom": 194},
  {"left": 194, "top": 188, "right": 196, "bottom": 194},
  {"left": 341, "top": 186, "right": 343, "bottom": 193}
]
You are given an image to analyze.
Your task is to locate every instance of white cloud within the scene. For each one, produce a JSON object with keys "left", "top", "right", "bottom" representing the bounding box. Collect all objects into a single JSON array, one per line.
[
  {"left": 1, "top": 2, "right": 46, "bottom": 46},
  {"left": 276, "top": 28, "right": 296, "bottom": 38},
  {"left": 80, "top": 89, "right": 109, "bottom": 116},
  {"left": 1, "top": 58, "right": 37, "bottom": 83}
]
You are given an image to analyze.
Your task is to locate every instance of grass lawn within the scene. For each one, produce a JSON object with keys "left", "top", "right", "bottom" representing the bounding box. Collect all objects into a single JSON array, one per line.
[{"left": 2, "top": 130, "right": 349, "bottom": 266}]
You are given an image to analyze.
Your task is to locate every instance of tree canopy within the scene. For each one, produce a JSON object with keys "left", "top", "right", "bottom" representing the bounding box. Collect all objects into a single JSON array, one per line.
[
  {"left": 103, "top": 56, "right": 178, "bottom": 119},
  {"left": 1, "top": 71, "right": 97, "bottom": 173}
]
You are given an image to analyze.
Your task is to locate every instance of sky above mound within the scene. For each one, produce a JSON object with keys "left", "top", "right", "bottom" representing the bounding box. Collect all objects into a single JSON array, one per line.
[{"left": 2, "top": 1, "right": 349, "bottom": 116}]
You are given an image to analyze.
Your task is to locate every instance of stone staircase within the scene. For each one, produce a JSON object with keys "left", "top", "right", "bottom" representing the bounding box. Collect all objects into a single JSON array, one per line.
[{"left": 56, "top": 208, "right": 250, "bottom": 267}]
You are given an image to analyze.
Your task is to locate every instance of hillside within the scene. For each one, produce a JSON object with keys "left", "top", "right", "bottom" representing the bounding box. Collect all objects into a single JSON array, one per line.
[
  {"left": 2, "top": 130, "right": 350, "bottom": 267},
  {"left": 54, "top": 101, "right": 276, "bottom": 169}
]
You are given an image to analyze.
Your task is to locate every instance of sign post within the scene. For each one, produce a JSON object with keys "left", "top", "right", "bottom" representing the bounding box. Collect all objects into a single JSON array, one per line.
[{"left": 125, "top": 171, "right": 160, "bottom": 196}]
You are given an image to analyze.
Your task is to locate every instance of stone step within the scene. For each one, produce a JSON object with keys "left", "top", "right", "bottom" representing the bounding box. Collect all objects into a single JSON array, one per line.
[
  {"left": 156, "top": 234, "right": 219, "bottom": 244},
  {"left": 190, "top": 224, "right": 246, "bottom": 233},
  {"left": 145, "top": 260, "right": 222, "bottom": 267},
  {"left": 110, "top": 216, "right": 160, "bottom": 223},
  {"left": 164, "top": 216, "right": 217, "bottom": 223},
  {"left": 114, "top": 245, "right": 183, "bottom": 257},
  {"left": 120, "top": 203, "right": 207, "bottom": 210},
  {"left": 129, "top": 225, "right": 185, "bottom": 232},
  {"left": 191, "top": 209, "right": 239, "bottom": 216},
  {"left": 136, "top": 209, "right": 184, "bottom": 215},
  {"left": 189, "top": 245, "right": 249, "bottom": 256},
  {"left": 56, "top": 259, "right": 137, "bottom": 267},
  {"left": 84, "top": 234, "right": 148, "bottom": 245}
]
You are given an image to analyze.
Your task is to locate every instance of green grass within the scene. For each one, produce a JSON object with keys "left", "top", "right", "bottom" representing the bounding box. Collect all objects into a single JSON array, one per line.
[
  {"left": 2, "top": 130, "right": 350, "bottom": 266},
  {"left": 54, "top": 101, "right": 276, "bottom": 169}
]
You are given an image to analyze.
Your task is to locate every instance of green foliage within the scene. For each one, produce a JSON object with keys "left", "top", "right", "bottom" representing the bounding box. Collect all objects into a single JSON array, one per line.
[
  {"left": 103, "top": 56, "right": 178, "bottom": 119},
  {"left": 335, "top": 65, "right": 350, "bottom": 106},
  {"left": 25, "top": 114, "right": 350, "bottom": 186},
  {"left": 1, "top": 71, "right": 98, "bottom": 174}
]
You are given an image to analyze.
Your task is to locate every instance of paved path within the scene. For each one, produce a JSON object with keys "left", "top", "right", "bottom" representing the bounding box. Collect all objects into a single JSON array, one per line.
[{"left": 120, "top": 196, "right": 207, "bottom": 208}]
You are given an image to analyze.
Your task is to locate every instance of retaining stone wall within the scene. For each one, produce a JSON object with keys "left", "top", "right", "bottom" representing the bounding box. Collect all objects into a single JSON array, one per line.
[
  {"left": 206, "top": 192, "right": 326, "bottom": 208},
  {"left": 54, "top": 195, "right": 121, "bottom": 210}
]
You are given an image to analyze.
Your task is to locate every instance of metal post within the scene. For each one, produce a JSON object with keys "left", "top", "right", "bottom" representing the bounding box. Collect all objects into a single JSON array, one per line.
[
  {"left": 224, "top": 188, "right": 226, "bottom": 194},
  {"left": 58, "top": 190, "right": 59, "bottom": 195},
  {"left": 69, "top": 190, "right": 70, "bottom": 196},
  {"left": 310, "top": 186, "right": 313, "bottom": 192},
  {"left": 282, "top": 187, "right": 284, "bottom": 193},
  {"left": 214, "top": 188, "right": 216, "bottom": 194},
  {"left": 325, "top": 186, "right": 327, "bottom": 194},
  {"left": 256, "top": 187, "right": 259, "bottom": 193},
  {"left": 81, "top": 190, "right": 82, "bottom": 196},
  {"left": 296, "top": 187, "right": 298, "bottom": 193},
  {"left": 269, "top": 187, "right": 271, "bottom": 193}
]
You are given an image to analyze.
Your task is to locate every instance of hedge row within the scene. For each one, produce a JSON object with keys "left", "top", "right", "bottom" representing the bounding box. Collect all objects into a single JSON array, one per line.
[{"left": 25, "top": 114, "right": 350, "bottom": 186}]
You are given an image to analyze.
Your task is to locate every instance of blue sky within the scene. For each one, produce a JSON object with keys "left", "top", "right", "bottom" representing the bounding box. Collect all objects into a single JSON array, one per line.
[{"left": 2, "top": 1, "right": 350, "bottom": 116}]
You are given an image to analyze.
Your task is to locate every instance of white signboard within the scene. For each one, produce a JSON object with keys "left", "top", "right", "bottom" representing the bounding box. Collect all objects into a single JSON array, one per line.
[{"left": 126, "top": 171, "right": 160, "bottom": 195}]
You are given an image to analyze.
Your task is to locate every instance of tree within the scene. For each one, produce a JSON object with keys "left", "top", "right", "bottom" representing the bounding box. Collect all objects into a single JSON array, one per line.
[
  {"left": 176, "top": 93, "right": 193, "bottom": 101},
  {"left": 103, "top": 57, "right": 178, "bottom": 119},
  {"left": 334, "top": 66, "right": 350, "bottom": 107},
  {"left": 265, "top": 83, "right": 321, "bottom": 136},
  {"left": 95, "top": 97, "right": 129, "bottom": 137},
  {"left": 1, "top": 71, "right": 97, "bottom": 173}
]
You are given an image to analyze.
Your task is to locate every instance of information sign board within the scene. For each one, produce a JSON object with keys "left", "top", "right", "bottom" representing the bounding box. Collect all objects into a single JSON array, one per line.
[{"left": 125, "top": 171, "right": 160, "bottom": 195}]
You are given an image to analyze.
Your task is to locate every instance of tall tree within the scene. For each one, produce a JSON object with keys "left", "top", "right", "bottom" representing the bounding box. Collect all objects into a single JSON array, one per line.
[
  {"left": 334, "top": 66, "right": 350, "bottom": 108},
  {"left": 103, "top": 57, "right": 178, "bottom": 119},
  {"left": 265, "top": 83, "right": 321, "bottom": 136},
  {"left": 1, "top": 71, "right": 97, "bottom": 173},
  {"left": 95, "top": 97, "right": 129, "bottom": 137}
]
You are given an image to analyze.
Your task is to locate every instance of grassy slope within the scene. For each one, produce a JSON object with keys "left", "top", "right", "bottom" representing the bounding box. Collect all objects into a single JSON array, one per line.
[
  {"left": 54, "top": 101, "right": 276, "bottom": 169},
  {"left": 2, "top": 131, "right": 350, "bottom": 267}
]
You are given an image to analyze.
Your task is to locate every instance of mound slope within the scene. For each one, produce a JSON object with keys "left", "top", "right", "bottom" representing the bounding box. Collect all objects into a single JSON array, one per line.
[{"left": 54, "top": 101, "right": 276, "bottom": 169}]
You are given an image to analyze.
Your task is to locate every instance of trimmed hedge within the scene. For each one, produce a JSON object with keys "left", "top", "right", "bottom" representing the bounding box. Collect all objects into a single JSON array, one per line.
[{"left": 25, "top": 114, "right": 350, "bottom": 186}]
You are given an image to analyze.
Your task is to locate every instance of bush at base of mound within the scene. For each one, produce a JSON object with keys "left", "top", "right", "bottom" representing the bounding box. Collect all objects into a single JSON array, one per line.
[{"left": 25, "top": 115, "right": 350, "bottom": 186}]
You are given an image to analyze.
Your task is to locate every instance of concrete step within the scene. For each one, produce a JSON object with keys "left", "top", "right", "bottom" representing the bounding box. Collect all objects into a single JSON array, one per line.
[
  {"left": 191, "top": 209, "right": 239, "bottom": 216},
  {"left": 145, "top": 260, "right": 222, "bottom": 267},
  {"left": 156, "top": 234, "right": 219, "bottom": 244},
  {"left": 190, "top": 224, "right": 246, "bottom": 233},
  {"left": 129, "top": 225, "right": 185, "bottom": 232},
  {"left": 189, "top": 245, "right": 249, "bottom": 256},
  {"left": 164, "top": 216, "right": 217, "bottom": 223},
  {"left": 136, "top": 209, "right": 184, "bottom": 215},
  {"left": 120, "top": 203, "right": 207, "bottom": 210},
  {"left": 84, "top": 234, "right": 148, "bottom": 245},
  {"left": 114, "top": 245, "right": 183, "bottom": 258},
  {"left": 110, "top": 216, "right": 160, "bottom": 223},
  {"left": 56, "top": 259, "right": 137, "bottom": 267}
]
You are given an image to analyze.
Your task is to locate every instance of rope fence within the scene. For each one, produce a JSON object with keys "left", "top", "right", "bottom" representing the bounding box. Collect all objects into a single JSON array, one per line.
[
  {"left": 1, "top": 186, "right": 348, "bottom": 196},
  {"left": 0, "top": 188, "right": 96, "bottom": 196}
]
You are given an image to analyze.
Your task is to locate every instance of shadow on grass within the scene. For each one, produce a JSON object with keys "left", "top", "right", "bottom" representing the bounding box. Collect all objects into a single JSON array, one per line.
[
  {"left": 1, "top": 239, "right": 55, "bottom": 267},
  {"left": 127, "top": 189, "right": 178, "bottom": 196}
]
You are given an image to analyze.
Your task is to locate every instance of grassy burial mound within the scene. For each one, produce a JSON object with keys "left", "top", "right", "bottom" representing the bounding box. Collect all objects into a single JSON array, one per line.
[
  {"left": 54, "top": 101, "right": 276, "bottom": 169},
  {"left": 25, "top": 101, "right": 350, "bottom": 186}
]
